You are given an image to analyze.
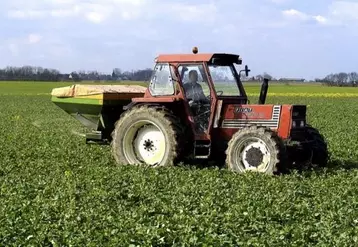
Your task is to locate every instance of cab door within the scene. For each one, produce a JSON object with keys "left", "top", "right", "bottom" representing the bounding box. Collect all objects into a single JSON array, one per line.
[{"left": 176, "top": 63, "right": 216, "bottom": 139}]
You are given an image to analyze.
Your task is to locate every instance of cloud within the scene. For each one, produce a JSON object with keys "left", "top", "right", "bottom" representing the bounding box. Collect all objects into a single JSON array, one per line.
[
  {"left": 7, "top": 10, "right": 46, "bottom": 19},
  {"left": 50, "top": 6, "right": 81, "bottom": 18},
  {"left": 5, "top": 0, "right": 143, "bottom": 22},
  {"left": 85, "top": 11, "right": 104, "bottom": 23},
  {"left": 167, "top": 2, "right": 217, "bottom": 22},
  {"left": 282, "top": 8, "right": 328, "bottom": 24},
  {"left": 269, "top": 0, "right": 290, "bottom": 4},
  {"left": 328, "top": 0, "right": 358, "bottom": 26},
  {"left": 282, "top": 9, "right": 309, "bottom": 20},
  {"left": 281, "top": 1, "right": 358, "bottom": 27},
  {"left": 5, "top": 0, "right": 218, "bottom": 24},
  {"left": 1, "top": 0, "right": 358, "bottom": 79},
  {"left": 313, "top": 15, "right": 327, "bottom": 24},
  {"left": 27, "top": 34, "right": 42, "bottom": 44}
]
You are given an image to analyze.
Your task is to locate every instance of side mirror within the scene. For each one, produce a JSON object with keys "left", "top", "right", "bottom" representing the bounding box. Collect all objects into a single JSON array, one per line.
[
  {"left": 238, "top": 65, "right": 251, "bottom": 80},
  {"left": 245, "top": 65, "right": 250, "bottom": 77}
]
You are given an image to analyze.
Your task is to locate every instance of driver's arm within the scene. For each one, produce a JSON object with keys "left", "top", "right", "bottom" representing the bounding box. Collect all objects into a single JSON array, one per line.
[
  {"left": 196, "top": 84, "right": 210, "bottom": 103},
  {"left": 183, "top": 83, "right": 192, "bottom": 100}
]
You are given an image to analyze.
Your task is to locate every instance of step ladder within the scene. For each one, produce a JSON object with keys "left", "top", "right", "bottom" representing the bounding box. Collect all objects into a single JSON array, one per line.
[{"left": 194, "top": 140, "right": 211, "bottom": 159}]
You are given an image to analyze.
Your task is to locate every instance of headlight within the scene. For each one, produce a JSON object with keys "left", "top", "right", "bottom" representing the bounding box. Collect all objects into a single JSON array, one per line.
[{"left": 292, "top": 120, "right": 305, "bottom": 128}]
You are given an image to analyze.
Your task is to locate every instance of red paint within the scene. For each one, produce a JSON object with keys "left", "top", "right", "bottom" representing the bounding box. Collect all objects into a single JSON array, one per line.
[
  {"left": 277, "top": 105, "right": 292, "bottom": 139},
  {"left": 132, "top": 96, "right": 178, "bottom": 103},
  {"left": 157, "top": 54, "right": 214, "bottom": 63}
]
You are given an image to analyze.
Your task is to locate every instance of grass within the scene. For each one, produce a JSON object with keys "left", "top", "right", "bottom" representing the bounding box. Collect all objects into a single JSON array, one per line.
[{"left": 1, "top": 81, "right": 358, "bottom": 246}]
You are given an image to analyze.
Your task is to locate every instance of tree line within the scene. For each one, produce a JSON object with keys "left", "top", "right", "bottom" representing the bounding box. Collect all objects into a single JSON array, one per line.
[
  {"left": 0, "top": 65, "right": 357, "bottom": 87},
  {"left": 0, "top": 66, "right": 153, "bottom": 82},
  {"left": 314, "top": 72, "right": 358, "bottom": 87}
]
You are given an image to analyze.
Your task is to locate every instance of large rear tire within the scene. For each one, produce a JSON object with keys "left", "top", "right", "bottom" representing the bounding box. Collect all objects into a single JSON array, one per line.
[
  {"left": 111, "top": 106, "right": 184, "bottom": 167},
  {"left": 225, "top": 126, "right": 283, "bottom": 175}
]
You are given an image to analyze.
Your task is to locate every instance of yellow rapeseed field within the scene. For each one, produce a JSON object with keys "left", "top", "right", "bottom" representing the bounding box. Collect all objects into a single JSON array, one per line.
[{"left": 247, "top": 92, "right": 358, "bottom": 97}]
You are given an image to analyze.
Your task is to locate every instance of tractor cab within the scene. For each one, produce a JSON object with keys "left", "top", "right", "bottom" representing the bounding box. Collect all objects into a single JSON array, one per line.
[
  {"left": 150, "top": 47, "right": 250, "bottom": 101},
  {"left": 139, "top": 47, "right": 255, "bottom": 138}
]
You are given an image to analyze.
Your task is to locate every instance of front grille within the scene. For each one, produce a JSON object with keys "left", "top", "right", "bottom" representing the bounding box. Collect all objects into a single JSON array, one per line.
[{"left": 292, "top": 120, "right": 306, "bottom": 128}]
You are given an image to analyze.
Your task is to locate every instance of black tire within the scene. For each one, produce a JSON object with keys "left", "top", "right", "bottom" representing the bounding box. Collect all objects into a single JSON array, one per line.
[
  {"left": 225, "top": 126, "right": 283, "bottom": 175},
  {"left": 111, "top": 105, "right": 185, "bottom": 167},
  {"left": 306, "top": 126, "right": 329, "bottom": 167}
]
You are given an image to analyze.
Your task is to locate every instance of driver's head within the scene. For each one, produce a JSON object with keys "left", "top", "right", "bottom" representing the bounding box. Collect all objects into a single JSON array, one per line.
[{"left": 188, "top": 70, "right": 198, "bottom": 83}]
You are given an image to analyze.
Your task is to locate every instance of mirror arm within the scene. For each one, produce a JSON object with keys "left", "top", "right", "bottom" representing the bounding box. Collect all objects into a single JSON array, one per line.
[{"left": 239, "top": 65, "right": 251, "bottom": 78}]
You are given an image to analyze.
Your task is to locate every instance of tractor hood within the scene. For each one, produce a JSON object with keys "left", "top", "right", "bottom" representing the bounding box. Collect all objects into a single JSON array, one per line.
[{"left": 214, "top": 103, "right": 307, "bottom": 140}]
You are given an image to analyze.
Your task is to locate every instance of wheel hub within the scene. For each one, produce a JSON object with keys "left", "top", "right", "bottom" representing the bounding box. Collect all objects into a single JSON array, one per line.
[
  {"left": 133, "top": 125, "right": 166, "bottom": 165},
  {"left": 122, "top": 120, "right": 166, "bottom": 166},
  {"left": 241, "top": 139, "right": 271, "bottom": 171},
  {"left": 245, "top": 147, "right": 264, "bottom": 167},
  {"left": 143, "top": 139, "right": 154, "bottom": 151}
]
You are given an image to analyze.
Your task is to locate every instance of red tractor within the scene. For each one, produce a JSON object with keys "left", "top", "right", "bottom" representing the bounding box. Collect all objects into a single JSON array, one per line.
[
  {"left": 52, "top": 47, "right": 329, "bottom": 174},
  {"left": 110, "top": 47, "right": 328, "bottom": 174}
]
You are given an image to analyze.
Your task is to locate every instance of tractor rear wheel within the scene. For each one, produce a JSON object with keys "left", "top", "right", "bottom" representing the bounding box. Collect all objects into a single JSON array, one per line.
[
  {"left": 225, "top": 126, "right": 283, "bottom": 175},
  {"left": 111, "top": 106, "right": 185, "bottom": 167}
]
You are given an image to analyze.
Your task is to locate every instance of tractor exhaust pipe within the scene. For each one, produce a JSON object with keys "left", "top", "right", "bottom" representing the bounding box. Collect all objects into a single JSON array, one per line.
[{"left": 258, "top": 78, "right": 269, "bottom": 104}]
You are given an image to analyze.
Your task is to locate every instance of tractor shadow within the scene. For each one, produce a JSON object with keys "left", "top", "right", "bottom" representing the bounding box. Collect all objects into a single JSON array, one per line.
[
  {"left": 177, "top": 158, "right": 358, "bottom": 177},
  {"left": 177, "top": 158, "right": 225, "bottom": 171},
  {"left": 278, "top": 158, "right": 358, "bottom": 177}
]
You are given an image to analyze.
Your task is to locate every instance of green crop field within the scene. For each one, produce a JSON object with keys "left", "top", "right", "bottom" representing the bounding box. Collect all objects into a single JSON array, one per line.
[{"left": 1, "top": 81, "right": 358, "bottom": 246}]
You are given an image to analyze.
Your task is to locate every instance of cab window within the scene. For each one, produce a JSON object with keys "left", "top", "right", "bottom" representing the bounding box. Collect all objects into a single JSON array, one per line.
[{"left": 148, "top": 63, "right": 175, "bottom": 96}]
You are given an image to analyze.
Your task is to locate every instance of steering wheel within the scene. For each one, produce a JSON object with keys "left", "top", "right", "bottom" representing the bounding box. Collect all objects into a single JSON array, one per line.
[
  {"left": 189, "top": 99, "right": 211, "bottom": 107},
  {"left": 195, "top": 103, "right": 211, "bottom": 116},
  {"left": 216, "top": 90, "right": 224, "bottom": 96},
  {"left": 196, "top": 109, "right": 211, "bottom": 118}
]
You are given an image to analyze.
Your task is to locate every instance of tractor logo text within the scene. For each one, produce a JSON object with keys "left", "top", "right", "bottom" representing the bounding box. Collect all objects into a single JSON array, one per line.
[{"left": 234, "top": 107, "right": 253, "bottom": 113}]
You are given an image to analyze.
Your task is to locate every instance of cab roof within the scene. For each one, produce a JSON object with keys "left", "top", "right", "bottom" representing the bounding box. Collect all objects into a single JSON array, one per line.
[{"left": 156, "top": 53, "right": 242, "bottom": 64}]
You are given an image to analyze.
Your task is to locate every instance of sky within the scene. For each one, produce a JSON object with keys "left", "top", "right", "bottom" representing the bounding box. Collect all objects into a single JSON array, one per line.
[{"left": 0, "top": 0, "right": 358, "bottom": 80}]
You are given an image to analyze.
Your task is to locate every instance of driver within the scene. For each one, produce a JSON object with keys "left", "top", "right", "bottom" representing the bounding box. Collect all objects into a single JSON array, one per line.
[{"left": 183, "top": 70, "right": 209, "bottom": 103}]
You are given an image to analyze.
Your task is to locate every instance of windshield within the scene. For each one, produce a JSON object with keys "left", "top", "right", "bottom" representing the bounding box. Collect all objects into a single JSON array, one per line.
[{"left": 207, "top": 64, "right": 243, "bottom": 96}]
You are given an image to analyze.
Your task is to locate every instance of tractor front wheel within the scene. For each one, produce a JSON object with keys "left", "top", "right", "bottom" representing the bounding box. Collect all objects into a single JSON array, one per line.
[
  {"left": 111, "top": 106, "right": 184, "bottom": 167},
  {"left": 225, "top": 126, "right": 283, "bottom": 175}
]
